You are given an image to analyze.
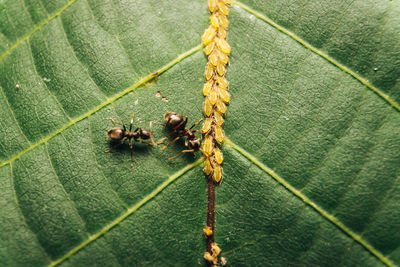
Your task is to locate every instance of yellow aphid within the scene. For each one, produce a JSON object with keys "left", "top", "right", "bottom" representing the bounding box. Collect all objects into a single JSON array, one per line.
[
  {"left": 202, "top": 118, "right": 213, "bottom": 133},
  {"left": 204, "top": 157, "right": 213, "bottom": 175},
  {"left": 209, "top": 89, "right": 218, "bottom": 105},
  {"left": 218, "top": 27, "right": 227, "bottom": 39},
  {"left": 217, "top": 1, "right": 230, "bottom": 15},
  {"left": 202, "top": 26, "right": 217, "bottom": 45},
  {"left": 216, "top": 37, "right": 231, "bottom": 55},
  {"left": 208, "top": 0, "right": 217, "bottom": 12},
  {"left": 214, "top": 124, "right": 225, "bottom": 143},
  {"left": 216, "top": 62, "right": 226, "bottom": 76},
  {"left": 205, "top": 63, "right": 214, "bottom": 80},
  {"left": 204, "top": 41, "right": 215, "bottom": 55},
  {"left": 217, "top": 76, "right": 228, "bottom": 89},
  {"left": 213, "top": 111, "right": 224, "bottom": 125},
  {"left": 218, "top": 50, "right": 229, "bottom": 64},
  {"left": 218, "top": 14, "right": 229, "bottom": 28},
  {"left": 203, "top": 80, "right": 213, "bottom": 96},
  {"left": 214, "top": 147, "right": 223, "bottom": 164},
  {"left": 213, "top": 164, "right": 222, "bottom": 182},
  {"left": 209, "top": 51, "right": 218, "bottom": 66},
  {"left": 210, "top": 14, "right": 219, "bottom": 28},
  {"left": 218, "top": 87, "right": 230, "bottom": 103},
  {"left": 216, "top": 99, "right": 227, "bottom": 114},
  {"left": 203, "top": 135, "right": 214, "bottom": 157},
  {"left": 222, "top": 0, "right": 231, "bottom": 5},
  {"left": 204, "top": 252, "right": 218, "bottom": 264},
  {"left": 203, "top": 97, "right": 213, "bottom": 116},
  {"left": 204, "top": 226, "right": 213, "bottom": 236},
  {"left": 211, "top": 242, "right": 222, "bottom": 256}
]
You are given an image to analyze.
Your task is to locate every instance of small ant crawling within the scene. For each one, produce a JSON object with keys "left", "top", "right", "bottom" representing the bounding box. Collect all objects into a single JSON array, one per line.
[
  {"left": 106, "top": 112, "right": 156, "bottom": 167},
  {"left": 159, "top": 112, "right": 203, "bottom": 160}
]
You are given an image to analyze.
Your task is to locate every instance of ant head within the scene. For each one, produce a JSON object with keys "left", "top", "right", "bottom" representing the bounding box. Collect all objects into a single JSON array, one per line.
[
  {"left": 107, "top": 128, "right": 125, "bottom": 140},
  {"left": 164, "top": 111, "right": 176, "bottom": 122},
  {"left": 165, "top": 112, "right": 184, "bottom": 128}
]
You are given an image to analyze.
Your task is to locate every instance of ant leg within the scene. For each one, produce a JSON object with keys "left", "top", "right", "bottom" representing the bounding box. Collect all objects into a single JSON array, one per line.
[
  {"left": 168, "top": 149, "right": 195, "bottom": 160},
  {"left": 129, "top": 112, "right": 136, "bottom": 132},
  {"left": 129, "top": 139, "right": 134, "bottom": 167},
  {"left": 156, "top": 131, "right": 175, "bottom": 145},
  {"left": 110, "top": 118, "right": 126, "bottom": 131},
  {"left": 161, "top": 136, "right": 181, "bottom": 150},
  {"left": 105, "top": 140, "right": 125, "bottom": 152},
  {"left": 149, "top": 121, "right": 164, "bottom": 145},
  {"left": 136, "top": 140, "right": 154, "bottom": 146},
  {"left": 189, "top": 118, "right": 203, "bottom": 130}
]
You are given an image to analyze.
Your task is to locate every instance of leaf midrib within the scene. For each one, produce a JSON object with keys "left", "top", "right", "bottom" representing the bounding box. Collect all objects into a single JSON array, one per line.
[
  {"left": 2, "top": 1, "right": 398, "bottom": 166},
  {"left": 1, "top": 2, "right": 398, "bottom": 266},
  {"left": 47, "top": 137, "right": 395, "bottom": 267}
]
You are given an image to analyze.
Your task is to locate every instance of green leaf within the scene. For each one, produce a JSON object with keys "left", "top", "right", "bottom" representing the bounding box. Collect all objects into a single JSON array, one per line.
[{"left": 0, "top": 0, "right": 399, "bottom": 266}]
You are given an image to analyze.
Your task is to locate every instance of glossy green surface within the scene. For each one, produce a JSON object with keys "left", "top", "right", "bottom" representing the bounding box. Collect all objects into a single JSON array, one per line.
[{"left": 0, "top": 0, "right": 399, "bottom": 266}]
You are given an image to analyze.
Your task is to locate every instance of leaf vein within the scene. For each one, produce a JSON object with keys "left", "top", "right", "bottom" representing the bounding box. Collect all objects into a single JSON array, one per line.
[
  {"left": 57, "top": 16, "right": 110, "bottom": 101},
  {"left": 44, "top": 142, "right": 89, "bottom": 234},
  {"left": 48, "top": 158, "right": 203, "bottom": 267},
  {"left": 85, "top": 0, "right": 141, "bottom": 80},
  {"left": 87, "top": 115, "right": 128, "bottom": 208},
  {"left": 0, "top": 0, "right": 77, "bottom": 62},
  {"left": 0, "top": 85, "right": 31, "bottom": 146},
  {"left": 27, "top": 38, "right": 72, "bottom": 120},
  {"left": 9, "top": 162, "right": 53, "bottom": 263},
  {"left": 0, "top": 44, "right": 202, "bottom": 168},
  {"left": 330, "top": 109, "right": 393, "bottom": 216},
  {"left": 224, "top": 137, "right": 396, "bottom": 267},
  {"left": 231, "top": 0, "right": 400, "bottom": 112}
]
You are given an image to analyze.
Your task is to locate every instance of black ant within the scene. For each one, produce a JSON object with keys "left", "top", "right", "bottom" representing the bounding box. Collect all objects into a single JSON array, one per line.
[
  {"left": 106, "top": 112, "right": 156, "bottom": 167},
  {"left": 158, "top": 112, "right": 202, "bottom": 160}
]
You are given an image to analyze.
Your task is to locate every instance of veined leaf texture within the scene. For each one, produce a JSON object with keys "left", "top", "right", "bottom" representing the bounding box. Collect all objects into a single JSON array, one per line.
[{"left": 0, "top": 0, "right": 399, "bottom": 266}]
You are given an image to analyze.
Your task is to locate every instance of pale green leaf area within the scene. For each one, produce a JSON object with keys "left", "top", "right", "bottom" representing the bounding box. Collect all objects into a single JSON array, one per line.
[{"left": 0, "top": 0, "right": 399, "bottom": 266}]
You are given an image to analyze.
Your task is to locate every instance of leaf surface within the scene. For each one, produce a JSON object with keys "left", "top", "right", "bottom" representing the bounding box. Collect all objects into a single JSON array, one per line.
[{"left": 0, "top": 0, "right": 399, "bottom": 266}]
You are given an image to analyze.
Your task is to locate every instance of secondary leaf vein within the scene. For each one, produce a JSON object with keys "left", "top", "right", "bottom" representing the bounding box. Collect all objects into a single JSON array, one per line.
[
  {"left": 224, "top": 137, "right": 396, "bottom": 267},
  {"left": 231, "top": 0, "right": 400, "bottom": 112},
  {"left": 48, "top": 157, "right": 203, "bottom": 267},
  {"left": 0, "top": 0, "right": 77, "bottom": 62},
  {"left": 0, "top": 44, "right": 202, "bottom": 168}
]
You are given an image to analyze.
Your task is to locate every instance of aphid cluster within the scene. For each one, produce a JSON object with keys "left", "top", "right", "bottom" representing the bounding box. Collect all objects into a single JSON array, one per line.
[
  {"left": 201, "top": 0, "right": 231, "bottom": 183},
  {"left": 107, "top": 112, "right": 202, "bottom": 166},
  {"left": 204, "top": 242, "right": 222, "bottom": 266}
]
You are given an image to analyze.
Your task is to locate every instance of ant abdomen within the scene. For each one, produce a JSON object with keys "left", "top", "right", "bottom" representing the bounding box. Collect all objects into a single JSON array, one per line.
[{"left": 107, "top": 128, "right": 125, "bottom": 140}]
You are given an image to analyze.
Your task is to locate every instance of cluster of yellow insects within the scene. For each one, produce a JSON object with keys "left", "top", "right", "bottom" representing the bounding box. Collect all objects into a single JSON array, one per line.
[{"left": 201, "top": 0, "right": 231, "bottom": 183}]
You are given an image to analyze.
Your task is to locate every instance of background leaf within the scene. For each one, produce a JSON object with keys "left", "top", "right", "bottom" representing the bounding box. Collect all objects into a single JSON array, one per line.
[{"left": 0, "top": 0, "right": 399, "bottom": 266}]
